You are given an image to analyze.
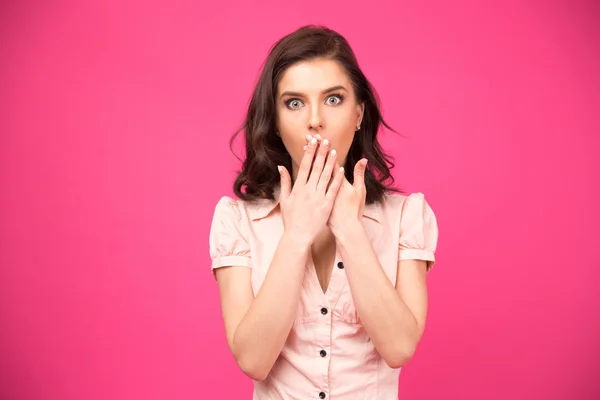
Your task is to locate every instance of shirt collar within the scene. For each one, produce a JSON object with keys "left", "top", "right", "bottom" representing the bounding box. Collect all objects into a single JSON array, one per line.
[{"left": 247, "top": 185, "right": 382, "bottom": 223}]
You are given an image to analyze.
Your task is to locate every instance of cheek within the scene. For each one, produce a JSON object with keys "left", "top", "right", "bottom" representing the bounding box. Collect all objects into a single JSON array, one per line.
[
  {"left": 278, "top": 110, "right": 308, "bottom": 164},
  {"left": 327, "top": 118, "right": 356, "bottom": 151},
  {"left": 279, "top": 133, "right": 306, "bottom": 165}
]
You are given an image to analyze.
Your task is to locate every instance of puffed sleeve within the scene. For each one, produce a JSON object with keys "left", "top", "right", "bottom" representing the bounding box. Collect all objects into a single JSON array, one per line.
[
  {"left": 398, "top": 193, "right": 439, "bottom": 272},
  {"left": 209, "top": 196, "right": 252, "bottom": 275}
]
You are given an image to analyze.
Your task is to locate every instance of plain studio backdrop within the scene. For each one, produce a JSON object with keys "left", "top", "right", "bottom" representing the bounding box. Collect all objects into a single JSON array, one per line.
[{"left": 1, "top": 1, "right": 598, "bottom": 399}]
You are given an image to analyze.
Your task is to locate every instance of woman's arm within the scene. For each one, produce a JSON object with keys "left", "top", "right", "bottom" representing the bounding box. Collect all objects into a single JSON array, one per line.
[
  {"left": 215, "top": 232, "right": 310, "bottom": 381},
  {"left": 334, "top": 222, "right": 429, "bottom": 369}
]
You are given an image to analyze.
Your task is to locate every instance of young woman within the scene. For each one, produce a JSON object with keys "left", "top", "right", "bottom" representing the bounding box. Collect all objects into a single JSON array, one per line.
[{"left": 209, "top": 25, "right": 439, "bottom": 399}]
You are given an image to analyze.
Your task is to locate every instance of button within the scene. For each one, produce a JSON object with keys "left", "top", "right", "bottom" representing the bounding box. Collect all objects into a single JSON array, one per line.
[
  {"left": 319, "top": 392, "right": 326, "bottom": 399},
  {"left": 320, "top": 307, "right": 328, "bottom": 315},
  {"left": 337, "top": 261, "right": 344, "bottom": 269},
  {"left": 320, "top": 349, "right": 327, "bottom": 357}
]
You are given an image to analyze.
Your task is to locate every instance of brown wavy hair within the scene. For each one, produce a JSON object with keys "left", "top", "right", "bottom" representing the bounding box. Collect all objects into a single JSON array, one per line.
[{"left": 230, "top": 25, "right": 404, "bottom": 205}]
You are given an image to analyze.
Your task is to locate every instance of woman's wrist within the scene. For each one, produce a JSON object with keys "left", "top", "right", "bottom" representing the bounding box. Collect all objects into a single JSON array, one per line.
[
  {"left": 280, "top": 229, "right": 312, "bottom": 254},
  {"left": 331, "top": 218, "right": 365, "bottom": 245}
]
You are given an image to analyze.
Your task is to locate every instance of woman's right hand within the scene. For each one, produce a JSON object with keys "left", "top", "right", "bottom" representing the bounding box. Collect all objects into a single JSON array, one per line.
[{"left": 277, "top": 135, "right": 345, "bottom": 247}]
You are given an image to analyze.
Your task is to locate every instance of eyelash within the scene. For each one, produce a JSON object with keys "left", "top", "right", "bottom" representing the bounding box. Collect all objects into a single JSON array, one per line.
[{"left": 284, "top": 94, "right": 345, "bottom": 110}]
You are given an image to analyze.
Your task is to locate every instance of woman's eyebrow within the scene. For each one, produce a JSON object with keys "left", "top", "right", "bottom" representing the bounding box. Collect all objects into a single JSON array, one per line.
[{"left": 279, "top": 85, "right": 348, "bottom": 99}]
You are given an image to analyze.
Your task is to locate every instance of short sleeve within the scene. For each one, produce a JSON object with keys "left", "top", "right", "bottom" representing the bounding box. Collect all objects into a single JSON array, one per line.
[
  {"left": 398, "top": 193, "right": 439, "bottom": 272},
  {"left": 209, "top": 196, "right": 252, "bottom": 275}
]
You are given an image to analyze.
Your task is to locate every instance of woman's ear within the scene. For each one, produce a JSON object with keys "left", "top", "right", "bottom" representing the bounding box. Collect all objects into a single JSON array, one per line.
[{"left": 356, "top": 103, "right": 365, "bottom": 127}]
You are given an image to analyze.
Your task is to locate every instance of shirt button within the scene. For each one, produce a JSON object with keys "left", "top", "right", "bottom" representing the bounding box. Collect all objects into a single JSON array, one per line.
[
  {"left": 319, "top": 392, "right": 326, "bottom": 399},
  {"left": 337, "top": 261, "right": 344, "bottom": 269},
  {"left": 320, "top": 307, "right": 328, "bottom": 315},
  {"left": 320, "top": 349, "right": 327, "bottom": 357}
]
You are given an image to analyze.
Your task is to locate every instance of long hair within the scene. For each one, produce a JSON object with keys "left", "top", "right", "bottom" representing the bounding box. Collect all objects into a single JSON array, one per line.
[{"left": 230, "top": 25, "right": 404, "bottom": 204}]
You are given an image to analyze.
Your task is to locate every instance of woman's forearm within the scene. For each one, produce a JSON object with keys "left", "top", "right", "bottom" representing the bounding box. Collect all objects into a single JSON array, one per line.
[
  {"left": 334, "top": 221, "right": 420, "bottom": 368},
  {"left": 232, "top": 231, "right": 309, "bottom": 380}
]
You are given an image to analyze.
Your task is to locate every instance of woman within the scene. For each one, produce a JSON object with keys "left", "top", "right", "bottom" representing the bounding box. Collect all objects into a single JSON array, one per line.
[{"left": 209, "top": 25, "right": 439, "bottom": 399}]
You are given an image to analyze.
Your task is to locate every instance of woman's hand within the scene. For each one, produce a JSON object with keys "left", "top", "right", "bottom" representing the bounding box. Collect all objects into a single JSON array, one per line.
[
  {"left": 277, "top": 135, "right": 346, "bottom": 247},
  {"left": 304, "top": 134, "right": 368, "bottom": 237},
  {"left": 327, "top": 159, "right": 368, "bottom": 236}
]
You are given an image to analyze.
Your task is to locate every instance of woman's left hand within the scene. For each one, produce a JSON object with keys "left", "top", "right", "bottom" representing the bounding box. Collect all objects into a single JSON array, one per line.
[
  {"left": 327, "top": 158, "right": 368, "bottom": 235},
  {"left": 305, "top": 135, "right": 368, "bottom": 236}
]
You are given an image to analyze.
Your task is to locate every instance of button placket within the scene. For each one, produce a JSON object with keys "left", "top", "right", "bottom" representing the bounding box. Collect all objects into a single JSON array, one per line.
[
  {"left": 316, "top": 302, "right": 331, "bottom": 399},
  {"left": 319, "top": 302, "right": 331, "bottom": 359}
]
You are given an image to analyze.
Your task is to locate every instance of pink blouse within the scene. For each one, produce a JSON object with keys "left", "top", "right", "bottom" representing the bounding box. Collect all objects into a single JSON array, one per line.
[{"left": 209, "top": 187, "right": 439, "bottom": 400}]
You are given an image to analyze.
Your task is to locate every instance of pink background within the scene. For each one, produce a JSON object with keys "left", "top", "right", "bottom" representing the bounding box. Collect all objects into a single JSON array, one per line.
[{"left": 1, "top": 0, "right": 598, "bottom": 399}]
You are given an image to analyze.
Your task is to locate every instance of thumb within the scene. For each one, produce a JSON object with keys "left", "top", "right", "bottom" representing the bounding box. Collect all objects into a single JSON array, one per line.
[
  {"left": 278, "top": 165, "right": 291, "bottom": 199},
  {"left": 353, "top": 159, "right": 368, "bottom": 190}
]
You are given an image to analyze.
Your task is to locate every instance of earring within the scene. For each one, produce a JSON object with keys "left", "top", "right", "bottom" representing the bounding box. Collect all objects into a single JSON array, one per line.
[{"left": 356, "top": 125, "right": 361, "bottom": 131}]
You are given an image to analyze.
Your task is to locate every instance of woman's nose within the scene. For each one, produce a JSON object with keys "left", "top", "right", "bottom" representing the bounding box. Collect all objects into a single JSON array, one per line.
[
  {"left": 308, "top": 120, "right": 322, "bottom": 131},
  {"left": 308, "top": 105, "right": 325, "bottom": 132}
]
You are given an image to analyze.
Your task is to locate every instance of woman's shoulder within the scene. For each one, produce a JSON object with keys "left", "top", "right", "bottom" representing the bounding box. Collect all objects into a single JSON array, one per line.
[
  {"left": 379, "top": 191, "right": 437, "bottom": 222},
  {"left": 212, "top": 194, "right": 278, "bottom": 222},
  {"left": 382, "top": 191, "right": 429, "bottom": 209}
]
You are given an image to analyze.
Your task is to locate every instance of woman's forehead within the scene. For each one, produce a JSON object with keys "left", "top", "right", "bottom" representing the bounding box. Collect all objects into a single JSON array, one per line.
[{"left": 277, "top": 59, "right": 351, "bottom": 95}]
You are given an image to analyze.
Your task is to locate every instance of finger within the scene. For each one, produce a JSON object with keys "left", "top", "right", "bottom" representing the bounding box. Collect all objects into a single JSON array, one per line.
[
  {"left": 303, "top": 134, "right": 312, "bottom": 150},
  {"left": 353, "top": 158, "right": 368, "bottom": 190},
  {"left": 308, "top": 138, "right": 330, "bottom": 186},
  {"left": 326, "top": 165, "right": 345, "bottom": 201},
  {"left": 317, "top": 147, "right": 336, "bottom": 192},
  {"left": 296, "top": 137, "right": 318, "bottom": 185},
  {"left": 306, "top": 134, "right": 322, "bottom": 144},
  {"left": 278, "top": 165, "right": 291, "bottom": 199}
]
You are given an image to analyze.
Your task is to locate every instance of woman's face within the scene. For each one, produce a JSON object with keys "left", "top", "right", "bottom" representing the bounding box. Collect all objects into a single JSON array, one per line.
[{"left": 275, "top": 58, "right": 364, "bottom": 181}]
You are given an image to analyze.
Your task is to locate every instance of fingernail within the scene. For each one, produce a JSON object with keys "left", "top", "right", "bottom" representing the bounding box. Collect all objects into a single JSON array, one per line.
[
  {"left": 330, "top": 149, "right": 336, "bottom": 157},
  {"left": 277, "top": 165, "right": 283, "bottom": 173},
  {"left": 362, "top": 159, "right": 368, "bottom": 166},
  {"left": 310, "top": 138, "right": 317, "bottom": 145},
  {"left": 303, "top": 145, "right": 307, "bottom": 150},
  {"left": 305, "top": 134, "right": 312, "bottom": 141}
]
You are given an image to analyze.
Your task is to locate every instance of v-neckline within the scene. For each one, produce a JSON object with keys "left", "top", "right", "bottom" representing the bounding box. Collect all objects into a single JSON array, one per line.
[{"left": 311, "top": 243, "right": 336, "bottom": 294}]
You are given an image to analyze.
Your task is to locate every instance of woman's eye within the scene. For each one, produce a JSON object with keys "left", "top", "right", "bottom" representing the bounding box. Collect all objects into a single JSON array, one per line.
[
  {"left": 326, "top": 95, "right": 342, "bottom": 105},
  {"left": 287, "top": 99, "right": 303, "bottom": 109}
]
